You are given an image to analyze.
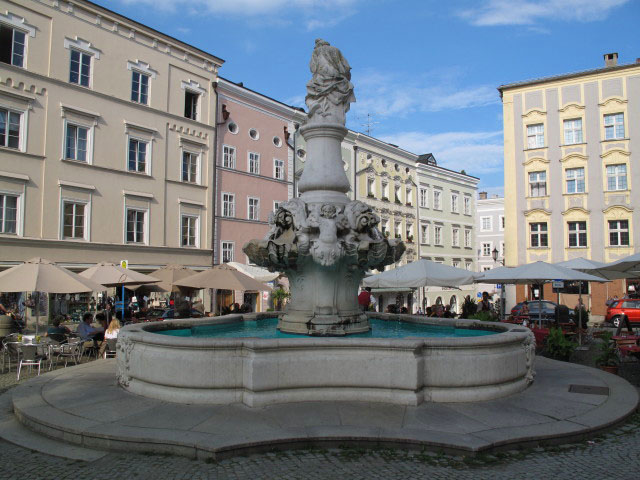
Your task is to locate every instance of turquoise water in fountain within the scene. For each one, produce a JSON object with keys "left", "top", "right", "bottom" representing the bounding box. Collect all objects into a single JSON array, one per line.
[{"left": 156, "top": 317, "right": 498, "bottom": 339}]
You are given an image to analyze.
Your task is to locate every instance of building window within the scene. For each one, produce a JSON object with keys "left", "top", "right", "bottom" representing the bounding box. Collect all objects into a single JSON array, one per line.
[
  {"left": 0, "top": 107, "right": 21, "bottom": 149},
  {"left": 568, "top": 221, "right": 587, "bottom": 248},
  {"left": 434, "top": 225, "right": 442, "bottom": 245},
  {"left": 248, "top": 197, "right": 260, "bottom": 221},
  {"left": 463, "top": 196, "right": 470, "bottom": 215},
  {"left": 381, "top": 182, "right": 389, "bottom": 200},
  {"left": 0, "top": 193, "right": 18, "bottom": 234},
  {"left": 274, "top": 159, "right": 285, "bottom": 180},
  {"left": 184, "top": 90, "right": 199, "bottom": 120},
  {"left": 128, "top": 138, "right": 148, "bottom": 173},
  {"left": 420, "top": 224, "right": 429, "bottom": 244},
  {"left": 530, "top": 222, "right": 548, "bottom": 248},
  {"left": 222, "top": 145, "right": 236, "bottom": 169},
  {"left": 62, "top": 201, "right": 86, "bottom": 240},
  {"left": 452, "top": 228, "right": 459, "bottom": 247},
  {"left": 274, "top": 201, "right": 281, "bottom": 211},
  {"left": 607, "top": 164, "right": 627, "bottom": 191},
  {"left": 529, "top": 171, "right": 547, "bottom": 197},
  {"left": 419, "top": 187, "right": 428, "bottom": 207},
  {"left": 500, "top": 241, "right": 505, "bottom": 257},
  {"left": 0, "top": 23, "right": 26, "bottom": 67},
  {"left": 221, "top": 242, "right": 234, "bottom": 263},
  {"left": 433, "top": 190, "right": 441, "bottom": 210},
  {"left": 394, "top": 221, "right": 402, "bottom": 238},
  {"left": 248, "top": 152, "right": 260, "bottom": 174},
  {"left": 222, "top": 193, "right": 235, "bottom": 217},
  {"left": 249, "top": 128, "right": 259, "bottom": 140},
  {"left": 181, "top": 215, "right": 198, "bottom": 247},
  {"left": 406, "top": 188, "right": 412, "bottom": 205},
  {"left": 394, "top": 185, "right": 401, "bottom": 203},
  {"left": 464, "top": 229, "right": 471, "bottom": 248},
  {"left": 126, "top": 208, "right": 146, "bottom": 244},
  {"left": 182, "top": 151, "right": 199, "bottom": 184},
  {"left": 65, "top": 123, "right": 89, "bottom": 162},
  {"left": 482, "top": 242, "right": 491, "bottom": 257},
  {"left": 527, "top": 123, "right": 544, "bottom": 148},
  {"left": 465, "top": 261, "right": 472, "bottom": 271},
  {"left": 609, "top": 220, "right": 629, "bottom": 246},
  {"left": 406, "top": 223, "right": 413, "bottom": 240},
  {"left": 566, "top": 167, "right": 585, "bottom": 194},
  {"left": 367, "top": 178, "right": 375, "bottom": 197},
  {"left": 450, "top": 193, "right": 458, "bottom": 213},
  {"left": 499, "top": 215, "right": 505, "bottom": 231},
  {"left": 563, "top": 118, "right": 583, "bottom": 144},
  {"left": 69, "top": 48, "right": 91, "bottom": 87},
  {"left": 131, "top": 70, "right": 149, "bottom": 105},
  {"left": 452, "top": 260, "right": 460, "bottom": 269},
  {"left": 604, "top": 113, "right": 624, "bottom": 140},
  {"left": 480, "top": 216, "right": 492, "bottom": 232}
]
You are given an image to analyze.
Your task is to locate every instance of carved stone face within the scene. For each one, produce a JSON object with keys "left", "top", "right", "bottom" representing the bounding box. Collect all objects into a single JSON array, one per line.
[
  {"left": 275, "top": 209, "right": 293, "bottom": 229},
  {"left": 320, "top": 204, "right": 337, "bottom": 218}
]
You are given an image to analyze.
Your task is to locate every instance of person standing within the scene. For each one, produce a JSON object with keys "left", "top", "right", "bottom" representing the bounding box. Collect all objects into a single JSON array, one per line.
[{"left": 358, "top": 287, "right": 372, "bottom": 312}]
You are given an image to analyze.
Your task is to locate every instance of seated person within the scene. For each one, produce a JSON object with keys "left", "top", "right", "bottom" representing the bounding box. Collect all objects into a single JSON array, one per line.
[
  {"left": 76, "top": 312, "right": 104, "bottom": 343},
  {"left": 47, "top": 315, "right": 71, "bottom": 336},
  {"left": 99, "top": 317, "right": 121, "bottom": 357}
]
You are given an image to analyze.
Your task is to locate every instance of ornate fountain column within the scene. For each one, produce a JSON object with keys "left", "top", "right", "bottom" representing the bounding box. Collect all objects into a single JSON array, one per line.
[{"left": 244, "top": 39, "right": 405, "bottom": 335}]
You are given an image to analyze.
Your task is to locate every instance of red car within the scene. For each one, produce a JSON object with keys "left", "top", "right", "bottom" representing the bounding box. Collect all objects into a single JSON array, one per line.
[{"left": 605, "top": 298, "right": 640, "bottom": 327}]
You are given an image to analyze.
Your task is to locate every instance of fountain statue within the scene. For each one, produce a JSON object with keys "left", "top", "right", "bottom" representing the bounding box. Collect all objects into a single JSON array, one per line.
[{"left": 244, "top": 39, "right": 405, "bottom": 335}]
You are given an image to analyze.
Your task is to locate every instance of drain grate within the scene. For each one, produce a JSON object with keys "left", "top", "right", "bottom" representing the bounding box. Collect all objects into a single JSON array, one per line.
[{"left": 569, "top": 384, "right": 610, "bottom": 396}]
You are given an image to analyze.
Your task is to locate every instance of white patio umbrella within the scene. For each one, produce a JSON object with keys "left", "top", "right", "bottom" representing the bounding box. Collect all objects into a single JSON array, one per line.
[
  {"left": 362, "top": 259, "right": 478, "bottom": 289},
  {"left": 174, "top": 264, "right": 272, "bottom": 292},
  {"left": 600, "top": 252, "right": 640, "bottom": 275},
  {"left": 0, "top": 257, "right": 106, "bottom": 335},
  {"left": 475, "top": 261, "right": 608, "bottom": 328}
]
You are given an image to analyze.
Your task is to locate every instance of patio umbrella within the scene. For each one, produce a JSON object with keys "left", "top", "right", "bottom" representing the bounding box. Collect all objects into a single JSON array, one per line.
[
  {"left": 174, "top": 264, "right": 272, "bottom": 292},
  {"left": 362, "top": 259, "right": 478, "bottom": 288},
  {"left": 600, "top": 252, "right": 640, "bottom": 275},
  {"left": 0, "top": 257, "right": 106, "bottom": 335},
  {"left": 227, "top": 262, "right": 279, "bottom": 283},
  {"left": 475, "top": 261, "right": 608, "bottom": 328},
  {"left": 126, "top": 264, "right": 197, "bottom": 293},
  {"left": 80, "top": 262, "right": 159, "bottom": 320}
]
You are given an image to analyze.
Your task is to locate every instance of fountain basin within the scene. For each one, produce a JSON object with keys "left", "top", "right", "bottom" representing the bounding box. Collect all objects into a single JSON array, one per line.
[{"left": 116, "top": 313, "right": 535, "bottom": 407}]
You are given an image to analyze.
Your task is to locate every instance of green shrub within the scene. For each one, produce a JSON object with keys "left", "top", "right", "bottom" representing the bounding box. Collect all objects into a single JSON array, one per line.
[
  {"left": 545, "top": 327, "right": 576, "bottom": 361},
  {"left": 595, "top": 331, "right": 618, "bottom": 367},
  {"left": 469, "top": 311, "right": 496, "bottom": 322}
]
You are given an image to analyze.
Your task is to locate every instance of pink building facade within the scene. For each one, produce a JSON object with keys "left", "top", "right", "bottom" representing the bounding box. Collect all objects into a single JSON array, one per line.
[{"left": 214, "top": 79, "right": 304, "bottom": 311}]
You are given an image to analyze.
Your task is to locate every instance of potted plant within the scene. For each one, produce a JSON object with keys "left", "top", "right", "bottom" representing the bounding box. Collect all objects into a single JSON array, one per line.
[
  {"left": 545, "top": 327, "right": 577, "bottom": 361},
  {"left": 595, "top": 331, "right": 619, "bottom": 374}
]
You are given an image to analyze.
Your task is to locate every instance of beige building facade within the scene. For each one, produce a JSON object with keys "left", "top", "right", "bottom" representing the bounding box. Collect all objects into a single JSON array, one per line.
[
  {"left": 500, "top": 54, "right": 639, "bottom": 316},
  {"left": 0, "top": 0, "right": 223, "bottom": 273}
]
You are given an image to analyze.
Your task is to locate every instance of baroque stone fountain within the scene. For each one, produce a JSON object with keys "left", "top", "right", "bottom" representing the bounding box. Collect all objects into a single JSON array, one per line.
[{"left": 244, "top": 39, "right": 405, "bottom": 335}]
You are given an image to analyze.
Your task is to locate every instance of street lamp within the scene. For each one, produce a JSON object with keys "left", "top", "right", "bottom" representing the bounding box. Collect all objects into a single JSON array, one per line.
[{"left": 491, "top": 247, "right": 505, "bottom": 320}]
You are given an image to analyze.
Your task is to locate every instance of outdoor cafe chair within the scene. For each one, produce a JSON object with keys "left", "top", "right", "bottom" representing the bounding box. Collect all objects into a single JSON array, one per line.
[
  {"left": 103, "top": 338, "right": 117, "bottom": 359},
  {"left": 17, "top": 344, "right": 44, "bottom": 380},
  {"left": 1, "top": 339, "right": 22, "bottom": 372},
  {"left": 52, "top": 340, "right": 82, "bottom": 369}
]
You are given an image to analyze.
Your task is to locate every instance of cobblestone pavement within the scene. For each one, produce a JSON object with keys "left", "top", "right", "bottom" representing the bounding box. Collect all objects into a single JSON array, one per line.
[{"left": 1, "top": 340, "right": 639, "bottom": 479}]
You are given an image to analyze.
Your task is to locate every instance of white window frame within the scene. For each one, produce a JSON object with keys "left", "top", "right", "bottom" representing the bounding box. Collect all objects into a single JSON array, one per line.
[
  {"left": 563, "top": 118, "right": 583, "bottom": 145},
  {"left": 530, "top": 222, "right": 548, "bottom": 248},
  {"left": 67, "top": 48, "right": 92, "bottom": 88},
  {"left": 528, "top": 171, "right": 547, "bottom": 197},
  {"left": 499, "top": 215, "right": 505, "bottom": 231},
  {"left": 480, "top": 216, "right": 492, "bottom": 232},
  {"left": 419, "top": 187, "right": 428, "bottom": 208},
  {"left": 527, "top": 123, "right": 544, "bottom": 148},
  {"left": 604, "top": 113, "right": 624, "bottom": 140},
  {"left": 248, "top": 197, "right": 260, "bottom": 221},
  {"left": 464, "top": 229, "right": 471, "bottom": 248},
  {"left": 221, "top": 241, "right": 234, "bottom": 263},
  {"left": 381, "top": 181, "right": 389, "bottom": 199},
  {"left": 367, "top": 177, "right": 376, "bottom": 197},
  {"left": 606, "top": 164, "right": 627, "bottom": 191},
  {"left": 481, "top": 242, "right": 492, "bottom": 257},
  {"left": 0, "top": 13, "right": 36, "bottom": 69},
  {"left": 0, "top": 190, "right": 22, "bottom": 235},
  {"left": 273, "top": 201, "right": 282, "bottom": 211},
  {"left": 420, "top": 223, "right": 429, "bottom": 244},
  {"left": 274, "top": 158, "right": 285, "bottom": 180},
  {"left": 126, "top": 136, "right": 150, "bottom": 174},
  {"left": 124, "top": 206, "right": 148, "bottom": 245},
  {"left": 248, "top": 152, "right": 260, "bottom": 175},
  {"left": 565, "top": 167, "right": 585, "bottom": 194},
  {"left": 433, "top": 190, "right": 442, "bottom": 210},
  {"left": 434, "top": 225, "right": 442, "bottom": 245},
  {"left": 394, "top": 221, "right": 402, "bottom": 238},
  {"left": 394, "top": 185, "right": 402, "bottom": 203},
  {"left": 180, "top": 80, "right": 206, "bottom": 122},
  {"left": 406, "top": 187, "right": 412, "bottom": 205},
  {"left": 500, "top": 241, "right": 505, "bottom": 257},
  {"left": 181, "top": 149, "right": 201, "bottom": 184},
  {"left": 127, "top": 60, "right": 156, "bottom": 105},
  {"left": 465, "top": 261, "right": 472, "bottom": 271},
  {"left": 451, "top": 193, "right": 458, "bottom": 213},
  {"left": 609, "top": 220, "right": 629, "bottom": 247},
  {"left": 63, "top": 120, "right": 93, "bottom": 164},
  {"left": 568, "top": 221, "right": 587, "bottom": 248},
  {"left": 180, "top": 213, "right": 199, "bottom": 248},
  {"left": 222, "top": 192, "right": 235, "bottom": 218},
  {"left": 463, "top": 196, "right": 470, "bottom": 215},
  {"left": 452, "top": 227, "right": 459, "bottom": 247},
  {"left": 60, "top": 198, "right": 89, "bottom": 241},
  {"left": 222, "top": 144, "right": 236, "bottom": 169},
  {"left": 0, "top": 104, "right": 26, "bottom": 151}
]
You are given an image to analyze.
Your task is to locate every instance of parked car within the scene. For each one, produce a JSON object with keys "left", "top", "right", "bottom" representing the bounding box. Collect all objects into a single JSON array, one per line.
[
  {"left": 510, "top": 301, "right": 575, "bottom": 324},
  {"left": 605, "top": 298, "right": 640, "bottom": 327}
]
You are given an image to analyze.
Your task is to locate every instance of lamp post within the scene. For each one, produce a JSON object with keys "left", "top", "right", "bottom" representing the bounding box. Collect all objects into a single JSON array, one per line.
[{"left": 492, "top": 247, "right": 505, "bottom": 321}]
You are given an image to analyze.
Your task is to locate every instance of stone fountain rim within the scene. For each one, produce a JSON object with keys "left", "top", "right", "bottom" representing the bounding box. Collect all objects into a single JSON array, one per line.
[{"left": 124, "top": 313, "right": 532, "bottom": 349}]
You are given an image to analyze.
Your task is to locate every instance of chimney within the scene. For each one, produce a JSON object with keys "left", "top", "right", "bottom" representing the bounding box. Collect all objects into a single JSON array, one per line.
[
  {"left": 604, "top": 52, "right": 618, "bottom": 67},
  {"left": 479, "top": 191, "right": 488, "bottom": 200}
]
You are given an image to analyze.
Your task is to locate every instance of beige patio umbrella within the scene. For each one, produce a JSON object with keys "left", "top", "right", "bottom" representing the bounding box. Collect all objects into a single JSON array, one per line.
[
  {"left": 127, "top": 264, "right": 197, "bottom": 293},
  {"left": 0, "top": 257, "right": 106, "bottom": 335},
  {"left": 174, "top": 264, "right": 272, "bottom": 292}
]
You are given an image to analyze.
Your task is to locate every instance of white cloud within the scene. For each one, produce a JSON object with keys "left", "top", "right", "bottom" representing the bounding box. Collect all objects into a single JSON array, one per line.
[
  {"left": 459, "top": 0, "right": 629, "bottom": 26},
  {"left": 379, "top": 130, "right": 504, "bottom": 179},
  {"left": 118, "top": 0, "right": 359, "bottom": 29}
]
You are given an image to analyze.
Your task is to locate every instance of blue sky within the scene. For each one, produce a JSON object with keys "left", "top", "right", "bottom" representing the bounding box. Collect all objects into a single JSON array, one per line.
[{"left": 106, "top": 0, "right": 639, "bottom": 195}]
